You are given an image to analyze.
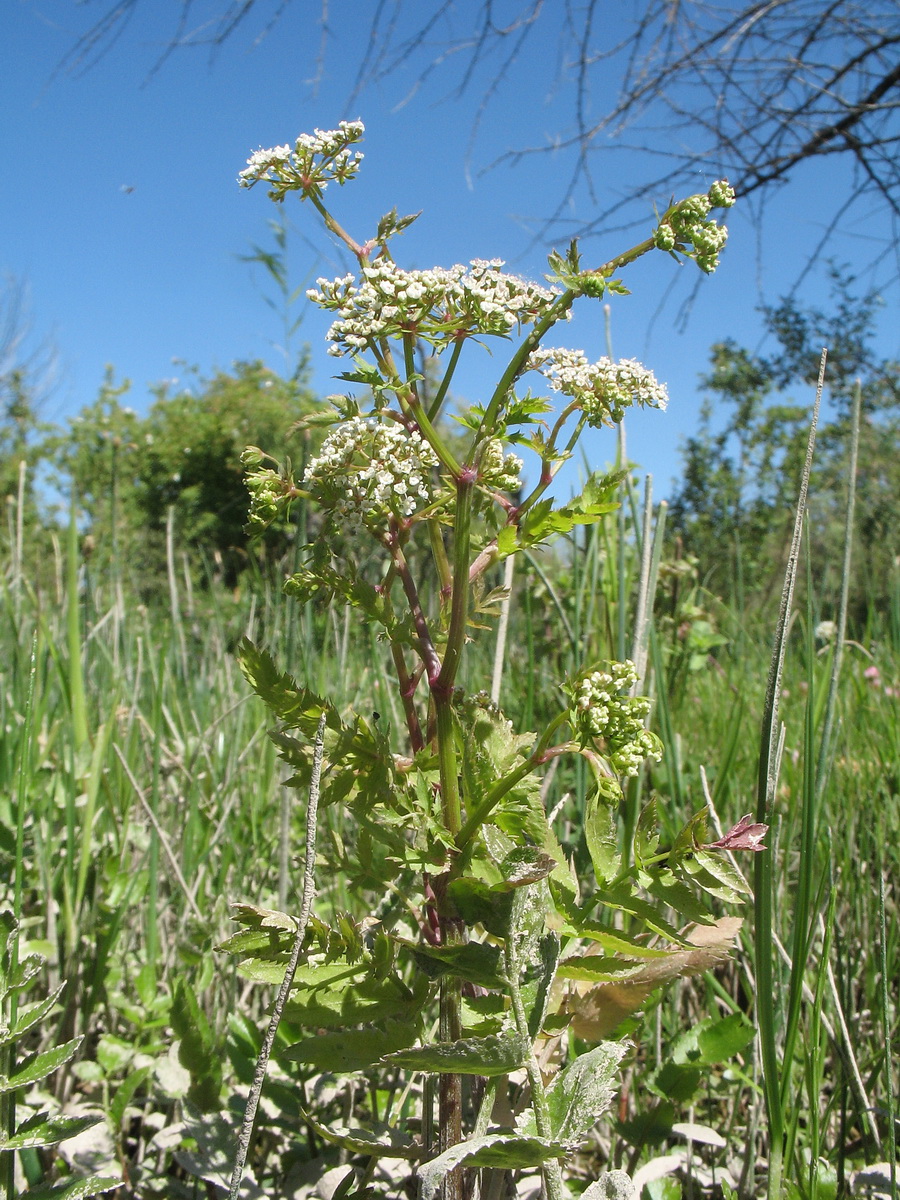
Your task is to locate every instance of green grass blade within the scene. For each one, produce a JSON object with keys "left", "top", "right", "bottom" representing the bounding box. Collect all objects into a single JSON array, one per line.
[{"left": 754, "top": 350, "right": 826, "bottom": 1199}]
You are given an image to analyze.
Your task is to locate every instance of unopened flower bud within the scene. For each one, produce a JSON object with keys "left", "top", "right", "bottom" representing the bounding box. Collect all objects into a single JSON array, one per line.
[{"left": 707, "top": 180, "right": 736, "bottom": 208}]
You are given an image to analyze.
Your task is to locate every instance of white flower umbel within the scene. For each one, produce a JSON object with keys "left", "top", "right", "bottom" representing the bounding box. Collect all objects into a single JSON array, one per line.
[
  {"left": 570, "top": 660, "right": 663, "bottom": 777},
  {"left": 528, "top": 348, "right": 668, "bottom": 428},
  {"left": 304, "top": 416, "right": 439, "bottom": 530},
  {"left": 239, "top": 121, "right": 365, "bottom": 201},
  {"left": 308, "top": 258, "right": 565, "bottom": 356}
]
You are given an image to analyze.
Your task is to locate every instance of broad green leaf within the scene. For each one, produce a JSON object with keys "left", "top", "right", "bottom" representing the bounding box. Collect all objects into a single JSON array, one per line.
[
  {"left": 617, "top": 1099, "right": 676, "bottom": 1147},
  {"left": 0, "top": 1111, "right": 103, "bottom": 1150},
  {"left": 20, "top": 1176, "right": 121, "bottom": 1200},
  {"left": 0, "top": 1037, "right": 82, "bottom": 1092},
  {"left": 695, "top": 1012, "right": 755, "bottom": 1062},
  {"left": 418, "top": 1134, "right": 566, "bottom": 1200},
  {"left": 228, "top": 903, "right": 297, "bottom": 932},
  {"left": 282, "top": 1018, "right": 420, "bottom": 1072},
  {"left": 383, "top": 1029, "right": 530, "bottom": 1076},
  {"left": 215, "top": 927, "right": 296, "bottom": 958},
  {"left": 600, "top": 889, "right": 689, "bottom": 944},
  {"left": 685, "top": 849, "right": 752, "bottom": 899},
  {"left": 644, "top": 873, "right": 713, "bottom": 927},
  {"left": 447, "top": 877, "right": 514, "bottom": 938},
  {"left": 555, "top": 923, "right": 669, "bottom": 960}
]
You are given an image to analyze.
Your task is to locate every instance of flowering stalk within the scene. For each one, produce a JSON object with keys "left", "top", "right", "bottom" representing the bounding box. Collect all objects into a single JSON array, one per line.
[{"left": 237, "top": 122, "right": 741, "bottom": 1198}]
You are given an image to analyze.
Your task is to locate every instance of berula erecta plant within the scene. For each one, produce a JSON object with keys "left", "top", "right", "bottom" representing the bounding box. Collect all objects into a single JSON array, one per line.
[{"left": 227, "top": 120, "right": 759, "bottom": 1199}]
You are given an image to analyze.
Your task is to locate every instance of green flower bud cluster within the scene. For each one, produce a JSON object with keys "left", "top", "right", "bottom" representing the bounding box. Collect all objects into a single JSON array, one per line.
[
  {"left": 479, "top": 439, "right": 523, "bottom": 491},
  {"left": 239, "top": 120, "right": 365, "bottom": 202},
  {"left": 653, "top": 180, "right": 734, "bottom": 274},
  {"left": 242, "top": 447, "right": 296, "bottom": 533},
  {"left": 528, "top": 348, "right": 668, "bottom": 428},
  {"left": 568, "top": 660, "right": 663, "bottom": 777}
]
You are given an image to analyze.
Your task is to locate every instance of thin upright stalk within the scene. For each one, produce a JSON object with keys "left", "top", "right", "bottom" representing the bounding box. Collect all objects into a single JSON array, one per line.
[
  {"left": 228, "top": 713, "right": 327, "bottom": 1200},
  {"left": 754, "top": 350, "right": 826, "bottom": 1199}
]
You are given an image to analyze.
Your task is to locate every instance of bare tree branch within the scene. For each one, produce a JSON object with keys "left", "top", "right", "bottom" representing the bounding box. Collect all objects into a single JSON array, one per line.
[{"left": 57, "top": 0, "right": 900, "bottom": 265}]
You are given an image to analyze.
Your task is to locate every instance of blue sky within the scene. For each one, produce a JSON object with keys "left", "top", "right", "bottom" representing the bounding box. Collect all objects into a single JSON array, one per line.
[{"left": 5, "top": 1, "right": 898, "bottom": 498}]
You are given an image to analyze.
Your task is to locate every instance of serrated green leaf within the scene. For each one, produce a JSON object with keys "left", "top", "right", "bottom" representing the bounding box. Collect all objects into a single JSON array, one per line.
[
  {"left": 109, "top": 1066, "right": 152, "bottom": 1131},
  {"left": 645, "top": 873, "right": 713, "bottom": 926},
  {"left": 285, "top": 971, "right": 429, "bottom": 1031},
  {"left": 0, "top": 1037, "right": 82, "bottom": 1092},
  {"left": 6, "top": 954, "right": 43, "bottom": 994},
  {"left": 418, "top": 1134, "right": 566, "bottom": 1200},
  {"left": 669, "top": 808, "right": 709, "bottom": 866},
  {"left": 0, "top": 1111, "right": 103, "bottom": 1150},
  {"left": 299, "top": 1108, "right": 419, "bottom": 1159},
  {"left": 282, "top": 1018, "right": 420, "bottom": 1072},
  {"left": 557, "top": 470, "right": 622, "bottom": 526},
  {"left": 588, "top": 887, "right": 689, "bottom": 945},
  {"left": 237, "top": 639, "right": 340, "bottom": 732},
  {"left": 407, "top": 941, "right": 505, "bottom": 989},
  {"left": 383, "top": 1028, "right": 530, "bottom": 1076},
  {"left": 496, "top": 525, "right": 518, "bottom": 558},
  {"left": 555, "top": 956, "right": 647, "bottom": 983},
  {"left": 171, "top": 979, "right": 222, "bottom": 1113},
  {"left": 634, "top": 798, "right": 661, "bottom": 868},
  {"left": 0, "top": 983, "right": 66, "bottom": 1048},
  {"left": 20, "top": 1175, "right": 121, "bottom": 1200},
  {"left": 688, "top": 849, "right": 752, "bottom": 898},
  {"left": 518, "top": 1043, "right": 626, "bottom": 1144},
  {"left": 215, "top": 927, "right": 296, "bottom": 958},
  {"left": 584, "top": 786, "right": 621, "bottom": 886}
]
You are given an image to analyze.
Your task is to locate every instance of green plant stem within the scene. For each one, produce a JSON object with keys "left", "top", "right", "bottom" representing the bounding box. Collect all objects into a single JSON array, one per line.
[
  {"left": 480, "top": 290, "right": 576, "bottom": 433},
  {"left": 513, "top": 406, "right": 586, "bottom": 519},
  {"left": 376, "top": 341, "right": 461, "bottom": 478},
  {"left": 455, "top": 712, "right": 570, "bottom": 849},
  {"left": 306, "top": 191, "right": 367, "bottom": 261},
  {"left": 428, "top": 338, "right": 464, "bottom": 422},
  {"left": 66, "top": 500, "right": 89, "bottom": 752},
  {"left": 465, "top": 408, "right": 586, "bottom": 585},
  {"left": 391, "top": 544, "right": 441, "bottom": 684},
  {"left": 228, "top": 712, "right": 326, "bottom": 1200},
  {"left": 436, "top": 475, "right": 474, "bottom": 694}
]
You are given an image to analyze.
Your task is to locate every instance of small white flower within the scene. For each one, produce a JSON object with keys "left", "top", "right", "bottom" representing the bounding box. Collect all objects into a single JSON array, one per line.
[
  {"left": 303, "top": 416, "right": 440, "bottom": 530},
  {"left": 528, "top": 348, "right": 668, "bottom": 428}
]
